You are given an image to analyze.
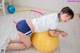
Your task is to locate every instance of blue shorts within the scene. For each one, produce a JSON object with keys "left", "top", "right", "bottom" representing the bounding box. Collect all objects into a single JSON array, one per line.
[{"left": 16, "top": 20, "right": 32, "bottom": 36}]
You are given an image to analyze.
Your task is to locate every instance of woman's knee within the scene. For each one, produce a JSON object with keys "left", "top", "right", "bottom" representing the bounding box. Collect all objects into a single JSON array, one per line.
[{"left": 25, "top": 42, "right": 32, "bottom": 49}]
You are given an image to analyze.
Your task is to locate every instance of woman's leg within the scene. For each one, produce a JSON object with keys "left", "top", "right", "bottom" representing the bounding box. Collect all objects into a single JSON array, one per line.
[
  {"left": 7, "top": 43, "right": 27, "bottom": 50},
  {"left": 11, "top": 38, "right": 22, "bottom": 43},
  {"left": 17, "top": 31, "right": 32, "bottom": 48}
]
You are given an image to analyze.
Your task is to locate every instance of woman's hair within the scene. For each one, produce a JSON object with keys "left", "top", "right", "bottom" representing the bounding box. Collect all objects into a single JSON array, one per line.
[{"left": 60, "top": 7, "right": 74, "bottom": 19}]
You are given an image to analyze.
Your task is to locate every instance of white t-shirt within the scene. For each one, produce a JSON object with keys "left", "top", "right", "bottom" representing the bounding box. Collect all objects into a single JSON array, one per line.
[{"left": 31, "top": 13, "right": 59, "bottom": 32}]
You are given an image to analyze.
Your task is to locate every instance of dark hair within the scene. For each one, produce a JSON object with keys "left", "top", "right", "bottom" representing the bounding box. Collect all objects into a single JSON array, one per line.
[{"left": 60, "top": 7, "right": 74, "bottom": 19}]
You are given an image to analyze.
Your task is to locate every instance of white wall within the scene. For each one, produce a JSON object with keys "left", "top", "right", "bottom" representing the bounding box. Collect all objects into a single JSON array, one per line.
[{"left": 12, "top": 0, "right": 80, "bottom": 14}]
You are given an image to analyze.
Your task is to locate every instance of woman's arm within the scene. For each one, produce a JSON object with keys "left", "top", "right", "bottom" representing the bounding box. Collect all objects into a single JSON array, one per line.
[
  {"left": 49, "top": 30, "right": 58, "bottom": 36},
  {"left": 55, "top": 29, "right": 64, "bottom": 33},
  {"left": 49, "top": 29, "right": 68, "bottom": 37}
]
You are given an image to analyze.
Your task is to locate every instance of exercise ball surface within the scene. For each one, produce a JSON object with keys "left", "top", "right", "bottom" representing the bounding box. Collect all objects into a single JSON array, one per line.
[
  {"left": 7, "top": 5, "right": 15, "bottom": 13},
  {"left": 31, "top": 30, "right": 59, "bottom": 53}
]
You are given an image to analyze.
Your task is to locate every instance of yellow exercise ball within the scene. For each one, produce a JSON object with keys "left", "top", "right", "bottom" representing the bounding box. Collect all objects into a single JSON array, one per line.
[{"left": 31, "top": 30, "right": 59, "bottom": 53}]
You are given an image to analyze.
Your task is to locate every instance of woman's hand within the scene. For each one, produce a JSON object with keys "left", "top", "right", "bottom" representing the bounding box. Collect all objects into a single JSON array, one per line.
[
  {"left": 54, "top": 29, "right": 68, "bottom": 37},
  {"left": 58, "top": 31, "right": 68, "bottom": 37},
  {"left": 49, "top": 29, "right": 68, "bottom": 37}
]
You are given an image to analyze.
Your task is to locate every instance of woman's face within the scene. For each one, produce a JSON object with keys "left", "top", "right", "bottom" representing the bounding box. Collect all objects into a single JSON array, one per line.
[{"left": 60, "top": 13, "right": 71, "bottom": 23}]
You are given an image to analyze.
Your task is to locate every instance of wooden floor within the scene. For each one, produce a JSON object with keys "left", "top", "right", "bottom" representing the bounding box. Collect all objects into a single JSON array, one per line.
[{"left": 0, "top": 10, "right": 80, "bottom": 53}]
